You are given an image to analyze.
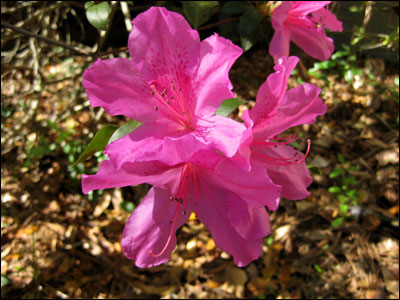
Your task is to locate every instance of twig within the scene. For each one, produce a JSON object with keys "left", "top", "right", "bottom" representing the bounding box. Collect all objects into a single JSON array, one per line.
[
  {"left": 197, "top": 16, "right": 241, "bottom": 31},
  {"left": 1, "top": 22, "right": 93, "bottom": 57}
]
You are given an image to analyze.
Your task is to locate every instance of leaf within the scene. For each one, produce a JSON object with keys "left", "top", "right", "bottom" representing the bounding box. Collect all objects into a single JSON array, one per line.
[
  {"left": 239, "top": 6, "right": 263, "bottom": 37},
  {"left": 329, "top": 167, "right": 345, "bottom": 178},
  {"left": 328, "top": 186, "right": 341, "bottom": 194},
  {"left": 340, "top": 204, "right": 348, "bottom": 216},
  {"left": 1, "top": 275, "right": 9, "bottom": 287},
  {"left": 72, "top": 125, "right": 118, "bottom": 167},
  {"left": 313, "top": 264, "right": 322, "bottom": 273},
  {"left": 85, "top": 1, "right": 110, "bottom": 30},
  {"left": 182, "top": 1, "right": 219, "bottom": 28},
  {"left": 221, "top": 1, "right": 248, "bottom": 15},
  {"left": 108, "top": 120, "right": 142, "bottom": 144},
  {"left": 215, "top": 98, "right": 246, "bottom": 116},
  {"left": 331, "top": 217, "right": 344, "bottom": 228},
  {"left": 337, "top": 153, "right": 345, "bottom": 164}
]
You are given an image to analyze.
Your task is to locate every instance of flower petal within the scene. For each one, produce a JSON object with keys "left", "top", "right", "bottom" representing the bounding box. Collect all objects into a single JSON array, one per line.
[
  {"left": 82, "top": 58, "right": 157, "bottom": 122},
  {"left": 121, "top": 186, "right": 190, "bottom": 268},
  {"left": 129, "top": 7, "right": 200, "bottom": 81},
  {"left": 252, "top": 83, "right": 327, "bottom": 139},
  {"left": 250, "top": 56, "right": 299, "bottom": 123},
  {"left": 290, "top": 1, "right": 332, "bottom": 15},
  {"left": 196, "top": 183, "right": 266, "bottom": 267},
  {"left": 194, "top": 33, "right": 243, "bottom": 117},
  {"left": 288, "top": 23, "right": 335, "bottom": 61},
  {"left": 311, "top": 8, "right": 343, "bottom": 32},
  {"left": 201, "top": 157, "right": 281, "bottom": 210},
  {"left": 258, "top": 145, "right": 313, "bottom": 200}
]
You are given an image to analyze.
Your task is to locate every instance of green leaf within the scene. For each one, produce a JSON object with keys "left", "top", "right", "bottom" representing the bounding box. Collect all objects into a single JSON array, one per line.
[
  {"left": 108, "top": 120, "right": 142, "bottom": 144},
  {"left": 182, "top": 1, "right": 219, "bottom": 28},
  {"left": 72, "top": 124, "right": 118, "bottom": 167},
  {"left": 239, "top": 6, "right": 263, "bottom": 37},
  {"left": 85, "top": 1, "right": 110, "bottom": 30},
  {"left": 340, "top": 204, "right": 348, "bottom": 216},
  {"left": 1, "top": 275, "right": 9, "bottom": 287},
  {"left": 338, "top": 194, "right": 348, "bottom": 203},
  {"left": 331, "top": 217, "right": 344, "bottom": 228},
  {"left": 337, "top": 153, "right": 345, "bottom": 164},
  {"left": 313, "top": 264, "right": 323, "bottom": 273},
  {"left": 329, "top": 167, "right": 345, "bottom": 178},
  {"left": 328, "top": 186, "right": 341, "bottom": 194},
  {"left": 120, "top": 201, "right": 135, "bottom": 213},
  {"left": 221, "top": 1, "right": 248, "bottom": 15},
  {"left": 308, "top": 166, "right": 322, "bottom": 175},
  {"left": 215, "top": 98, "right": 246, "bottom": 116},
  {"left": 343, "top": 176, "right": 357, "bottom": 186}
]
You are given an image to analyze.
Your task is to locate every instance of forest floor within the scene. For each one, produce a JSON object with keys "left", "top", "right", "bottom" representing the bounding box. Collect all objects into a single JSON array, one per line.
[{"left": 1, "top": 24, "right": 399, "bottom": 300}]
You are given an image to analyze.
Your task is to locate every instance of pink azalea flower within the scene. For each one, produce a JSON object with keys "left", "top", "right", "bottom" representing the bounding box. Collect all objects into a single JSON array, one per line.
[
  {"left": 81, "top": 7, "right": 280, "bottom": 268},
  {"left": 239, "top": 56, "right": 327, "bottom": 200},
  {"left": 83, "top": 141, "right": 281, "bottom": 267},
  {"left": 269, "top": 1, "right": 343, "bottom": 61},
  {"left": 82, "top": 6, "right": 244, "bottom": 163}
]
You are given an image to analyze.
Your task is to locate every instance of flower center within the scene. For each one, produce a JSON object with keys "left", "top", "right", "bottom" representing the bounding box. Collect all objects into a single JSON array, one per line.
[
  {"left": 251, "top": 135, "right": 311, "bottom": 166},
  {"left": 150, "top": 79, "right": 194, "bottom": 130},
  {"left": 149, "top": 163, "right": 199, "bottom": 257}
]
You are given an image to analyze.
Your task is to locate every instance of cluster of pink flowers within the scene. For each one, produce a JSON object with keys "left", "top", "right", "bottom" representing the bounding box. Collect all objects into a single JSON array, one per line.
[{"left": 82, "top": 3, "right": 339, "bottom": 268}]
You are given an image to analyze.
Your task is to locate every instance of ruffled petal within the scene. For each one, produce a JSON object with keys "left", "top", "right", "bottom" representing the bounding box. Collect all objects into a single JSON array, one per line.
[
  {"left": 121, "top": 186, "right": 190, "bottom": 268},
  {"left": 194, "top": 33, "right": 243, "bottom": 117},
  {"left": 200, "top": 157, "right": 281, "bottom": 210},
  {"left": 290, "top": 1, "right": 332, "bottom": 15},
  {"left": 250, "top": 56, "right": 299, "bottom": 122},
  {"left": 196, "top": 182, "right": 267, "bottom": 267},
  {"left": 256, "top": 145, "right": 313, "bottom": 200},
  {"left": 311, "top": 8, "right": 343, "bottom": 32},
  {"left": 252, "top": 83, "right": 327, "bottom": 139},
  {"left": 82, "top": 58, "right": 157, "bottom": 123},
  {"left": 129, "top": 7, "right": 200, "bottom": 80},
  {"left": 287, "top": 23, "right": 335, "bottom": 61}
]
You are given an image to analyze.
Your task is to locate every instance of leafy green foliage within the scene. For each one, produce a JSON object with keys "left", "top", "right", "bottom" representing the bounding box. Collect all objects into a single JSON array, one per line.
[
  {"left": 328, "top": 154, "right": 360, "bottom": 228},
  {"left": 85, "top": 1, "right": 111, "bottom": 30},
  {"left": 108, "top": 120, "right": 142, "bottom": 144},
  {"left": 221, "top": 1, "right": 248, "bottom": 15},
  {"left": 182, "top": 1, "right": 219, "bottom": 28},
  {"left": 215, "top": 98, "right": 246, "bottom": 116}
]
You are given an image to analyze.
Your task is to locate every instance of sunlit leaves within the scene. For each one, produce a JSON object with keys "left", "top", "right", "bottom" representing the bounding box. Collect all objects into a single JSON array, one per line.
[{"left": 85, "top": 1, "right": 110, "bottom": 30}]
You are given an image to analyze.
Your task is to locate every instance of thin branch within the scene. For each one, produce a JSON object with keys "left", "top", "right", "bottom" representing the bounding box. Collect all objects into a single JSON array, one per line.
[
  {"left": 1, "top": 22, "right": 93, "bottom": 57},
  {"left": 197, "top": 16, "right": 241, "bottom": 32}
]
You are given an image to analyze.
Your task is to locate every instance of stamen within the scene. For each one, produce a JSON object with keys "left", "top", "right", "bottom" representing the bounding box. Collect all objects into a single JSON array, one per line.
[
  {"left": 251, "top": 135, "right": 298, "bottom": 148},
  {"left": 149, "top": 163, "right": 196, "bottom": 257},
  {"left": 252, "top": 139, "right": 311, "bottom": 166}
]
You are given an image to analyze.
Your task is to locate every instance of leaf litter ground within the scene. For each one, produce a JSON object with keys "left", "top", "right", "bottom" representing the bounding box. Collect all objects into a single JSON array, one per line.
[{"left": 1, "top": 45, "right": 399, "bottom": 299}]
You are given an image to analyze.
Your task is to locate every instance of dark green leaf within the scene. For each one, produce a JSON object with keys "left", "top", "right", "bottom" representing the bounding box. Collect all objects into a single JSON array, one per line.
[
  {"left": 120, "top": 201, "right": 135, "bottom": 213},
  {"left": 337, "top": 153, "right": 345, "bottom": 164},
  {"left": 72, "top": 125, "right": 118, "bottom": 167},
  {"left": 108, "top": 120, "right": 142, "bottom": 144},
  {"left": 86, "top": 1, "right": 110, "bottom": 30},
  {"left": 308, "top": 166, "right": 322, "bottom": 175},
  {"left": 182, "top": 1, "right": 219, "bottom": 28},
  {"left": 221, "top": 1, "right": 248, "bottom": 15},
  {"left": 215, "top": 98, "right": 246, "bottom": 116},
  {"left": 239, "top": 6, "right": 263, "bottom": 37}
]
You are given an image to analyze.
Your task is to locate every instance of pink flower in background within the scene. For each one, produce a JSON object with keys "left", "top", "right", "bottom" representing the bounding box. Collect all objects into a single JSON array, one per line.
[
  {"left": 239, "top": 56, "right": 327, "bottom": 200},
  {"left": 83, "top": 139, "right": 281, "bottom": 267},
  {"left": 82, "top": 6, "right": 244, "bottom": 163},
  {"left": 269, "top": 1, "right": 343, "bottom": 61}
]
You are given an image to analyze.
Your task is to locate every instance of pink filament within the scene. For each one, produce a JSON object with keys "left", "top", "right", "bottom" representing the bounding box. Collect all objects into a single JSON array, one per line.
[
  {"left": 149, "top": 163, "right": 197, "bottom": 258},
  {"left": 252, "top": 139, "right": 311, "bottom": 166}
]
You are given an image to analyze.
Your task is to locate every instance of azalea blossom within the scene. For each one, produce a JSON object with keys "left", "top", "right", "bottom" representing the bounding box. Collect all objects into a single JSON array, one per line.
[
  {"left": 82, "top": 6, "right": 244, "bottom": 164},
  {"left": 239, "top": 56, "right": 327, "bottom": 200},
  {"left": 81, "top": 7, "right": 280, "bottom": 268},
  {"left": 269, "top": 1, "right": 343, "bottom": 61},
  {"left": 83, "top": 139, "right": 282, "bottom": 267}
]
